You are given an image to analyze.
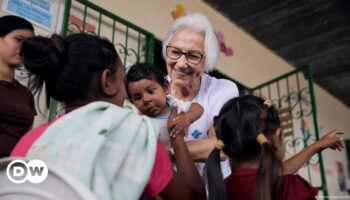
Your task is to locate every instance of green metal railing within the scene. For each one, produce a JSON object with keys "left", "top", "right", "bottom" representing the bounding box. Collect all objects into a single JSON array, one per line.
[
  {"left": 49, "top": 0, "right": 155, "bottom": 120},
  {"left": 62, "top": 0, "right": 154, "bottom": 65},
  {"left": 244, "top": 65, "right": 328, "bottom": 197}
]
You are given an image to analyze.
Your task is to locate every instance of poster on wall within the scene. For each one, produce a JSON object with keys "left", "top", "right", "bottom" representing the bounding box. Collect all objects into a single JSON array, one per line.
[{"left": 1, "top": 0, "right": 60, "bottom": 32}]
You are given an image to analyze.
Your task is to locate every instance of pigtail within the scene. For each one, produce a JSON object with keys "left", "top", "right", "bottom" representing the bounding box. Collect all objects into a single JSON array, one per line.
[
  {"left": 207, "top": 135, "right": 227, "bottom": 200},
  {"left": 256, "top": 102, "right": 282, "bottom": 200},
  {"left": 257, "top": 142, "right": 282, "bottom": 200}
]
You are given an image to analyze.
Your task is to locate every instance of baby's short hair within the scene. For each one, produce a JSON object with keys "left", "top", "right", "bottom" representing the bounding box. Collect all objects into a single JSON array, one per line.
[{"left": 125, "top": 63, "right": 168, "bottom": 96}]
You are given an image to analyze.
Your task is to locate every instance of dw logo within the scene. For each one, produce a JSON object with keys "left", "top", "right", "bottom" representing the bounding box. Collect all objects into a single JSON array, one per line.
[{"left": 6, "top": 159, "right": 48, "bottom": 184}]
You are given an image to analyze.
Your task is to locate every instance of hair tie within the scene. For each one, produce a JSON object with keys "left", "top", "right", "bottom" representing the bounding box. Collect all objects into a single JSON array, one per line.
[
  {"left": 263, "top": 99, "right": 272, "bottom": 108},
  {"left": 256, "top": 134, "right": 268, "bottom": 145},
  {"left": 215, "top": 140, "right": 225, "bottom": 150}
]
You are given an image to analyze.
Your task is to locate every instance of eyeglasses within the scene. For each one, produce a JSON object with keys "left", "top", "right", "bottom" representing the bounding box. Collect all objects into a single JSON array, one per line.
[{"left": 166, "top": 45, "right": 204, "bottom": 65}]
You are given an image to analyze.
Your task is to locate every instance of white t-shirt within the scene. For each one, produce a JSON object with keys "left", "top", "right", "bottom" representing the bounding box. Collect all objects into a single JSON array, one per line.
[{"left": 171, "top": 73, "right": 239, "bottom": 178}]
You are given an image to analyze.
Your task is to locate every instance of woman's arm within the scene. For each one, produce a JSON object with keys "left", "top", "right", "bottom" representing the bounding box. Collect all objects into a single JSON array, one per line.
[{"left": 186, "top": 123, "right": 227, "bottom": 162}]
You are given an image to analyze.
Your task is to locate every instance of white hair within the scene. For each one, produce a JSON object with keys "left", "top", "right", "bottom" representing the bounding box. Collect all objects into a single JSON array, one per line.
[{"left": 162, "top": 13, "right": 219, "bottom": 72}]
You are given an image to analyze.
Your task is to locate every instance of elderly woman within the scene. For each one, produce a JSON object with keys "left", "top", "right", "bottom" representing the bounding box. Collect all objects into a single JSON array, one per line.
[
  {"left": 0, "top": 15, "right": 35, "bottom": 158},
  {"left": 162, "top": 13, "right": 345, "bottom": 180},
  {"left": 162, "top": 13, "right": 239, "bottom": 177}
]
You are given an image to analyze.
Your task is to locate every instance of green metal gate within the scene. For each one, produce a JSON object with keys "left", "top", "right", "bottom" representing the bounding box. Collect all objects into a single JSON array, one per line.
[{"left": 245, "top": 65, "right": 328, "bottom": 197}]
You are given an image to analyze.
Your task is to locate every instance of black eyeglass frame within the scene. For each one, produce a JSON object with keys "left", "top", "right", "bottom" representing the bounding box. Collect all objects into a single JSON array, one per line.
[{"left": 165, "top": 45, "right": 205, "bottom": 65}]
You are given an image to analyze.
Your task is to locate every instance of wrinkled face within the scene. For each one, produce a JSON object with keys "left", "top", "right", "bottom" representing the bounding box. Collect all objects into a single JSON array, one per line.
[
  {"left": 127, "top": 79, "right": 169, "bottom": 117},
  {"left": 0, "top": 29, "right": 34, "bottom": 67},
  {"left": 166, "top": 29, "right": 205, "bottom": 88}
]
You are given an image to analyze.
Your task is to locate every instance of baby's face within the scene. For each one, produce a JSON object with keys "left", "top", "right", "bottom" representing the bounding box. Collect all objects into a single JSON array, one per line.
[{"left": 127, "top": 79, "right": 169, "bottom": 117}]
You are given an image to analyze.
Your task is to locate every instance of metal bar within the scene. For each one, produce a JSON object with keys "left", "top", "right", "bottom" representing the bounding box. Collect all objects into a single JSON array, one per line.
[
  {"left": 82, "top": 5, "right": 88, "bottom": 32},
  {"left": 307, "top": 66, "right": 328, "bottom": 197},
  {"left": 296, "top": 72, "right": 304, "bottom": 118},
  {"left": 252, "top": 66, "right": 307, "bottom": 91},
  {"left": 123, "top": 26, "right": 129, "bottom": 65},
  {"left": 146, "top": 35, "right": 155, "bottom": 64},
  {"left": 137, "top": 32, "right": 141, "bottom": 63},
  {"left": 97, "top": 13, "right": 102, "bottom": 36},
  {"left": 286, "top": 77, "right": 291, "bottom": 107},
  {"left": 285, "top": 77, "right": 296, "bottom": 155},
  {"left": 112, "top": 20, "right": 116, "bottom": 43},
  {"left": 61, "top": 0, "right": 71, "bottom": 36},
  {"left": 277, "top": 81, "right": 281, "bottom": 108}
]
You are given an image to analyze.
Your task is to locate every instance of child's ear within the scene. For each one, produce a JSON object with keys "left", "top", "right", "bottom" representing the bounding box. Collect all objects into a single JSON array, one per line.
[
  {"left": 101, "top": 69, "right": 118, "bottom": 96},
  {"left": 272, "top": 128, "right": 282, "bottom": 143},
  {"left": 271, "top": 128, "right": 282, "bottom": 150},
  {"left": 163, "top": 82, "right": 170, "bottom": 95}
]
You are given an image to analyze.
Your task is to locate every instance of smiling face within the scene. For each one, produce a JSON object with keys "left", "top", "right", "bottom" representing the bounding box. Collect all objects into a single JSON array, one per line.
[
  {"left": 127, "top": 78, "right": 169, "bottom": 117},
  {"left": 166, "top": 28, "right": 205, "bottom": 88},
  {"left": 0, "top": 29, "right": 34, "bottom": 67}
]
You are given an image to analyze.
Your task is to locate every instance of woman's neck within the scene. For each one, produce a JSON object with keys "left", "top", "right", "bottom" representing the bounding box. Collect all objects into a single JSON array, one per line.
[
  {"left": 0, "top": 62, "right": 14, "bottom": 82},
  {"left": 170, "top": 77, "right": 201, "bottom": 101}
]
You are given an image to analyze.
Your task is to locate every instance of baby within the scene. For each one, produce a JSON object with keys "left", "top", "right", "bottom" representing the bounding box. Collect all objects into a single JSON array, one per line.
[{"left": 125, "top": 63, "right": 203, "bottom": 147}]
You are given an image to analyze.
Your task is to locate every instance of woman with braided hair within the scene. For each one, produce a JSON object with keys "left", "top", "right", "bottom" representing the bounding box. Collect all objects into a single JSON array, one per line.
[{"left": 206, "top": 95, "right": 344, "bottom": 200}]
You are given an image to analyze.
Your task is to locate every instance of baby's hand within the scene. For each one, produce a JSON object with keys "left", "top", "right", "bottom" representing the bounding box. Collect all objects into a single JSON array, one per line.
[
  {"left": 168, "top": 103, "right": 187, "bottom": 138},
  {"left": 169, "top": 112, "right": 191, "bottom": 138},
  {"left": 317, "top": 130, "right": 345, "bottom": 151}
]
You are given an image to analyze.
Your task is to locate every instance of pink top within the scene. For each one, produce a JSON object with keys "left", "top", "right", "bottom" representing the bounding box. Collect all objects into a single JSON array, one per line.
[{"left": 11, "top": 119, "right": 173, "bottom": 198}]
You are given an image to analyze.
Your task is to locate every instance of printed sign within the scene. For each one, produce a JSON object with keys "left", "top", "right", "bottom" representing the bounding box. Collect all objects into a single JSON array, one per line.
[{"left": 2, "top": 0, "right": 60, "bottom": 32}]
